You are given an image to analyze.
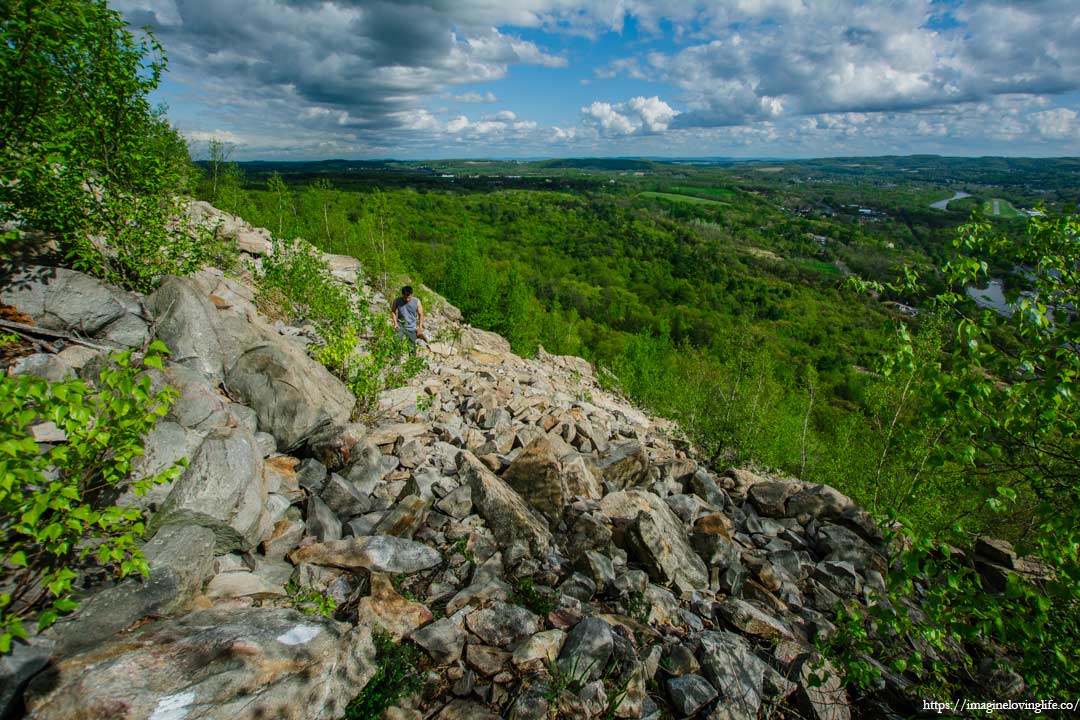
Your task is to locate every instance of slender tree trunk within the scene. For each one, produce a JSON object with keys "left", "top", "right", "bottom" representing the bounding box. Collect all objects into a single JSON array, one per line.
[{"left": 800, "top": 374, "right": 815, "bottom": 480}]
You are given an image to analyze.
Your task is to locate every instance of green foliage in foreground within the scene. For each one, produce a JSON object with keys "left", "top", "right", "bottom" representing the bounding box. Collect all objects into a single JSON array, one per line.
[
  {"left": 258, "top": 237, "right": 423, "bottom": 413},
  {"left": 343, "top": 631, "right": 426, "bottom": 719},
  {"left": 827, "top": 213, "right": 1080, "bottom": 697},
  {"left": 0, "top": 0, "right": 214, "bottom": 292},
  {"left": 0, "top": 341, "right": 182, "bottom": 652}
]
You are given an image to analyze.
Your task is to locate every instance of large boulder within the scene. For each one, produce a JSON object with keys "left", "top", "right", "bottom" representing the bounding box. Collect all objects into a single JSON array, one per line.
[
  {"left": 147, "top": 276, "right": 226, "bottom": 381},
  {"left": 44, "top": 525, "right": 215, "bottom": 655},
  {"left": 457, "top": 452, "right": 552, "bottom": 556},
  {"left": 503, "top": 441, "right": 603, "bottom": 522},
  {"left": 600, "top": 490, "right": 708, "bottom": 594},
  {"left": 151, "top": 363, "right": 231, "bottom": 431},
  {"left": 1, "top": 265, "right": 126, "bottom": 335},
  {"left": 148, "top": 426, "right": 267, "bottom": 552},
  {"left": 226, "top": 341, "right": 355, "bottom": 451},
  {"left": 24, "top": 608, "right": 376, "bottom": 720}
]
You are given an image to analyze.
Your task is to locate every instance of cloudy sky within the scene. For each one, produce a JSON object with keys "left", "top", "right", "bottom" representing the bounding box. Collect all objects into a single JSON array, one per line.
[{"left": 116, "top": 0, "right": 1080, "bottom": 159}]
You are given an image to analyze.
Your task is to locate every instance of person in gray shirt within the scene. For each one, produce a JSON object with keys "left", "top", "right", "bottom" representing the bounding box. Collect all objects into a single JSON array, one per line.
[{"left": 390, "top": 285, "right": 423, "bottom": 353}]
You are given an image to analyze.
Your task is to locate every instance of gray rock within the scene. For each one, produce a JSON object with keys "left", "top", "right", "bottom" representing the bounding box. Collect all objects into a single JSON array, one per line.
[
  {"left": 1, "top": 265, "right": 126, "bottom": 335},
  {"left": 813, "top": 561, "right": 862, "bottom": 597},
  {"left": 99, "top": 310, "right": 150, "bottom": 348},
  {"left": 433, "top": 700, "right": 502, "bottom": 720},
  {"left": 511, "top": 629, "right": 566, "bottom": 674},
  {"left": 296, "top": 457, "right": 328, "bottom": 492},
  {"left": 668, "top": 674, "right": 718, "bottom": 717},
  {"left": 118, "top": 420, "right": 200, "bottom": 511},
  {"left": 435, "top": 484, "right": 473, "bottom": 519},
  {"left": 262, "top": 517, "right": 306, "bottom": 560},
  {"left": 716, "top": 599, "right": 793, "bottom": 642},
  {"left": 458, "top": 451, "right": 552, "bottom": 556},
  {"left": 344, "top": 512, "right": 386, "bottom": 538},
  {"left": 975, "top": 536, "right": 1017, "bottom": 568},
  {"left": 153, "top": 363, "right": 230, "bottom": 431},
  {"left": 346, "top": 442, "right": 401, "bottom": 489},
  {"left": 142, "top": 524, "right": 216, "bottom": 608},
  {"left": 747, "top": 481, "right": 797, "bottom": 517},
  {"left": 560, "top": 573, "right": 597, "bottom": 603},
  {"left": 662, "top": 644, "right": 701, "bottom": 677},
  {"left": 601, "top": 490, "right": 708, "bottom": 593},
  {"left": 319, "top": 472, "right": 371, "bottom": 517},
  {"left": 0, "top": 637, "right": 54, "bottom": 720},
  {"left": 374, "top": 494, "right": 428, "bottom": 538},
  {"left": 795, "top": 654, "right": 851, "bottom": 720},
  {"left": 509, "top": 680, "right": 553, "bottom": 720},
  {"left": 25, "top": 608, "right": 376, "bottom": 720},
  {"left": 253, "top": 431, "right": 277, "bottom": 457},
  {"left": 591, "top": 441, "right": 649, "bottom": 489},
  {"left": 397, "top": 438, "right": 427, "bottom": 468},
  {"left": 558, "top": 617, "right": 613, "bottom": 682},
  {"left": 148, "top": 426, "right": 267, "bottom": 552},
  {"left": 465, "top": 602, "right": 541, "bottom": 648},
  {"left": 226, "top": 341, "right": 355, "bottom": 451},
  {"left": 205, "top": 570, "right": 286, "bottom": 599},
  {"left": 577, "top": 551, "right": 615, "bottom": 593},
  {"left": 698, "top": 631, "right": 771, "bottom": 720},
  {"left": 7, "top": 353, "right": 73, "bottom": 382},
  {"left": 147, "top": 275, "right": 225, "bottom": 380},
  {"left": 290, "top": 535, "right": 442, "bottom": 574},
  {"left": 306, "top": 495, "right": 342, "bottom": 542},
  {"left": 411, "top": 616, "right": 467, "bottom": 665},
  {"left": 690, "top": 469, "right": 728, "bottom": 508},
  {"left": 45, "top": 572, "right": 183, "bottom": 656}
]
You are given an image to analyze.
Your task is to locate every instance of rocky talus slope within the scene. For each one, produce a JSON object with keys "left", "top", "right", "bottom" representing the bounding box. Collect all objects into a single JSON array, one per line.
[{"left": 0, "top": 204, "right": 1030, "bottom": 719}]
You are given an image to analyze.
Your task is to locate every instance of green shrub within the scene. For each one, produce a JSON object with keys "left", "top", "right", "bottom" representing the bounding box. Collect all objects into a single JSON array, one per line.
[
  {"left": 0, "top": 0, "right": 212, "bottom": 292},
  {"left": 259, "top": 237, "right": 424, "bottom": 414},
  {"left": 0, "top": 340, "right": 183, "bottom": 652},
  {"left": 284, "top": 579, "right": 337, "bottom": 619},
  {"left": 828, "top": 212, "right": 1080, "bottom": 697},
  {"left": 343, "top": 630, "right": 426, "bottom": 718}
]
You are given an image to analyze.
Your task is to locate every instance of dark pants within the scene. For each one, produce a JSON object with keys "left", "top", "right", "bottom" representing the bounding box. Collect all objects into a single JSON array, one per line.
[{"left": 397, "top": 326, "right": 417, "bottom": 353}]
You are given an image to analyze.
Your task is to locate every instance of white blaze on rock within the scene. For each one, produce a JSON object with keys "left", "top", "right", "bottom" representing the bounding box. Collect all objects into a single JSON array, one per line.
[
  {"left": 149, "top": 691, "right": 197, "bottom": 720},
  {"left": 276, "top": 624, "right": 322, "bottom": 646}
]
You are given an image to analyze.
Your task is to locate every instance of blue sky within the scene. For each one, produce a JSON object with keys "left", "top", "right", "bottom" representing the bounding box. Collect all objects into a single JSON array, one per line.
[{"left": 116, "top": 0, "right": 1080, "bottom": 160}]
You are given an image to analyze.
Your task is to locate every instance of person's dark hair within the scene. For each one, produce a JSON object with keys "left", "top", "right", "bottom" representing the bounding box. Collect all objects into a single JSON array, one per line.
[{"left": 402, "top": 285, "right": 413, "bottom": 297}]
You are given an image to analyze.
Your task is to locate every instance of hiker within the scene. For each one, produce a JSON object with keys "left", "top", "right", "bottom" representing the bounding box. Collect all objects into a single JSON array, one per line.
[{"left": 391, "top": 285, "right": 423, "bottom": 353}]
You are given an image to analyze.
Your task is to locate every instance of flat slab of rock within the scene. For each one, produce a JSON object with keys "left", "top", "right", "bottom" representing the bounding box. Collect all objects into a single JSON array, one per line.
[
  {"left": 25, "top": 608, "right": 375, "bottom": 720},
  {"left": 289, "top": 535, "right": 442, "bottom": 574},
  {"left": 717, "top": 599, "right": 794, "bottom": 642},
  {"left": 465, "top": 602, "right": 541, "bottom": 648}
]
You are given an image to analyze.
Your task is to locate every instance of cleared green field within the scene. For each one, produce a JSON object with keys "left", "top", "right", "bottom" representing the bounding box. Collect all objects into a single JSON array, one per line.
[
  {"left": 794, "top": 258, "right": 843, "bottom": 275},
  {"left": 669, "top": 185, "right": 737, "bottom": 201},
  {"left": 983, "top": 198, "right": 1025, "bottom": 218},
  {"left": 638, "top": 191, "right": 725, "bottom": 206}
]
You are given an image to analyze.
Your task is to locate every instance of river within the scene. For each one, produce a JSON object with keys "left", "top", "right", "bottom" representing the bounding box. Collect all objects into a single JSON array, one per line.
[{"left": 930, "top": 191, "right": 971, "bottom": 210}]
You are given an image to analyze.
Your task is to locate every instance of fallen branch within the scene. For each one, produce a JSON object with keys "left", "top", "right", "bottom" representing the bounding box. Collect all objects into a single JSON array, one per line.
[{"left": 0, "top": 319, "right": 112, "bottom": 352}]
